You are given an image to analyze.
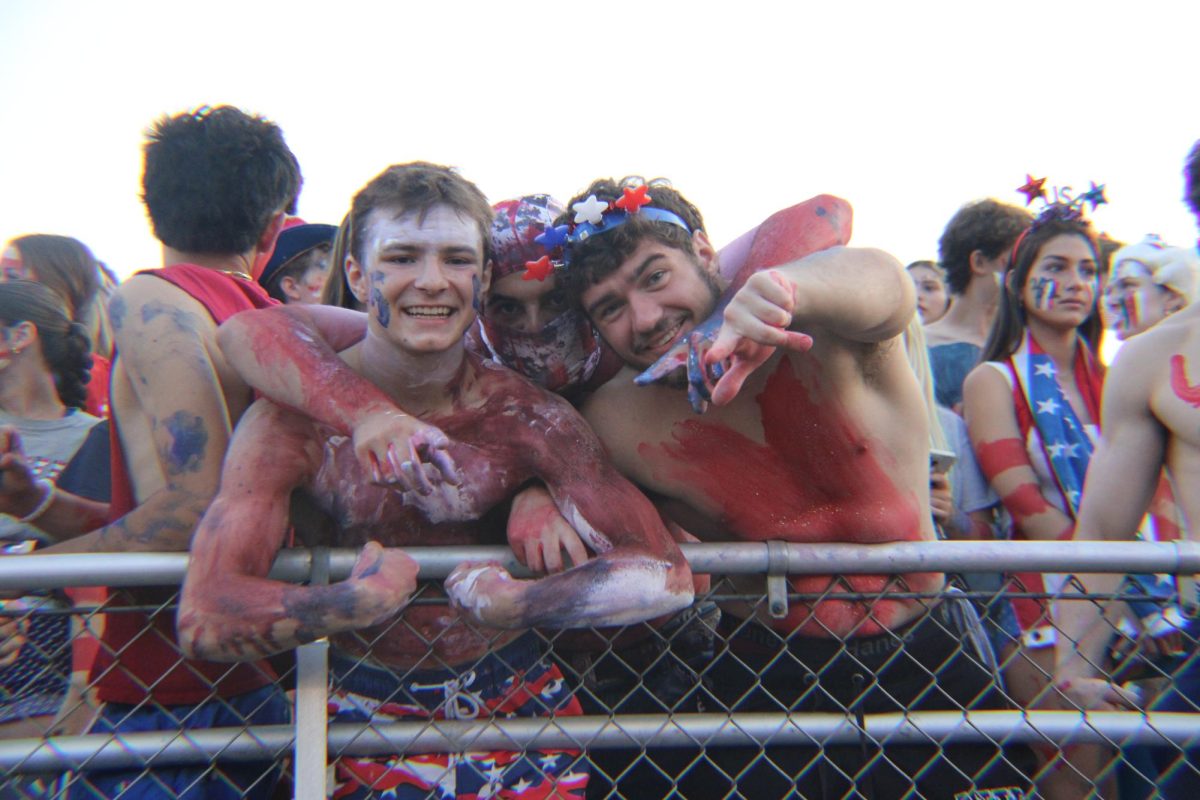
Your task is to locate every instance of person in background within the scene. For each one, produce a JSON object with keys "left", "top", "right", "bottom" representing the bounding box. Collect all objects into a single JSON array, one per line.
[
  {"left": 318, "top": 213, "right": 366, "bottom": 311},
  {"left": 257, "top": 222, "right": 337, "bottom": 305},
  {"left": 927, "top": 199, "right": 1033, "bottom": 412},
  {"left": 0, "top": 282, "right": 109, "bottom": 799},
  {"left": 962, "top": 200, "right": 1108, "bottom": 798},
  {"left": 1, "top": 235, "right": 114, "bottom": 418},
  {"left": 907, "top": 259, "right": 950, "bottom": 324}
]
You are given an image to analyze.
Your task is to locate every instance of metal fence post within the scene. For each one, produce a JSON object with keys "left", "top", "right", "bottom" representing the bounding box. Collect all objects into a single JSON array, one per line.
[{"left": 294, "top": 639, "right": 329, "bottom": 800}]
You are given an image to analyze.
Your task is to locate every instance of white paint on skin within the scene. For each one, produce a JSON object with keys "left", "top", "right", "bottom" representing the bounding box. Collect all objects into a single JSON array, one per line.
[
  {"left": 569, "top": 560, "right": 693, "bottom": 627},
  {"left": 560, "top": 499, "right": 613, "bottom": 553},
  {"left": 446, "top": 565, "right": 509, "bottom": 612}
]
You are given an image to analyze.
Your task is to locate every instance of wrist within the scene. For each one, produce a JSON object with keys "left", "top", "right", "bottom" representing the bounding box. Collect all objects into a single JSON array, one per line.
[{"left": 18, "top": 479, "right": 54, "bottom": 524}]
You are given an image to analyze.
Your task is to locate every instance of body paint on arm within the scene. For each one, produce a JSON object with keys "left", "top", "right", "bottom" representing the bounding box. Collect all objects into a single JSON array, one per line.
[
  {"left": 162, "top": 411, "right": 208, "bottom": 475},
  {"left": 1170, "top": 354, "right": 1200, "bottom": 408},
  {"left": 975, "top": 438, "right": 1030, "bottom": 479}
]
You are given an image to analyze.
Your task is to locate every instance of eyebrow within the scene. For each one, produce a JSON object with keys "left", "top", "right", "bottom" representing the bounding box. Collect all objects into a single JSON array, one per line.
[
  {"left": 376, "top": 241, "right": 480, "bottom": 257},
  {"left": 585, "top": 253, "right": 664, "bottom": 318}
]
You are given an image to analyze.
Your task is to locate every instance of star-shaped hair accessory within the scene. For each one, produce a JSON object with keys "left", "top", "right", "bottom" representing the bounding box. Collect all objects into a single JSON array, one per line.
[
  {"left": 522, "top": 255, "right": 554, "bottom": 282},
  {"left": 534, "top": 224, "right": 570, "bottom": 251},
  {"left": 1018, "top": 174, "right": 1048, "bottom": 206},
  {"left": 572, "top": 194, "right": 610, "bottom": 226},
  {"left": 1080, "top": 181, "right": 1107, "bottom": 211},
  {"left": 614, "top": 184, "right": 653, "bottom": 214}
]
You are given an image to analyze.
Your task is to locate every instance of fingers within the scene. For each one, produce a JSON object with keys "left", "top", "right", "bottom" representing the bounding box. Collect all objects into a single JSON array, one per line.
[
  {"left": 542, "top": 536, "right": 563, "bottom": 574},
  {"left": 561, "top": 527, "right": 589, "bottom": 570},
  {"left": 783, "top": 331, "right": 814, "bottom": 352},
  {"left": 634, "top": 342, "right": 689, "bottom": 386},
  {"left": 350, "top": 541, "right": 384, "bottom": 579},
  {"left": 524, "top": 540, "right": 544, "bottom": 574},
  {"left": 427, "top": 443, "right": 462, "bottom": 487}
]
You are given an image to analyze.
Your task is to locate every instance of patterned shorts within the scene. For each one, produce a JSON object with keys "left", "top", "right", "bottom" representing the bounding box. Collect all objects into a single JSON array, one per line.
[{"left": 328, "top": 634, "right": 588, "bottom": 799}]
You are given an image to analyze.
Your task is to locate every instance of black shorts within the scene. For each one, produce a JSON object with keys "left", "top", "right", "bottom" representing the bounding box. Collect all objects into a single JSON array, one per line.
[{"left": 707, "top": 598, "right": 1034, "bottom": 799}]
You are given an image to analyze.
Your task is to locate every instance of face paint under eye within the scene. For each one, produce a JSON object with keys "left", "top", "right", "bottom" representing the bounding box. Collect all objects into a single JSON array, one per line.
[
  {"left": 1120, "top": 291, "right": 1144, "bottom": 331},
  {"left": 370, "top": 286, "right": 391, "bottom": 327},
  {"left": 1030, "top": 277, "right": 1057, "bottom": 310}
]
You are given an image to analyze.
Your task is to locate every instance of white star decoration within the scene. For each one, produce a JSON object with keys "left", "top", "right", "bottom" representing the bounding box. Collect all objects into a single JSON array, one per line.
[
  {"left": 1046, "top": 442, "right": 1067, "bottom": 459},
  {"left": 1063, "top": 443, "right": 1080, "bottom": 458},
  {"left": 538, "top": 753, "right": 561, "bottom": 769},
  {"left": 1034, "top": 362, "right": 1057, "bottom": 377},
  {"left": 572, "top": 194, "right": 609, "bottom": 225},
  {"left": 512, "top": 777, "right": 533, "bottom": 793},
  {"left": 1036, "top": 397, "right": 1061, "bottom": 415}
]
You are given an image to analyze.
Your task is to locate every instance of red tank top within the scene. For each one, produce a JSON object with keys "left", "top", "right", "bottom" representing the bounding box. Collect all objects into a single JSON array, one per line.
[{"left": 92, "top": 265, "right": 279, "bottom": 705}]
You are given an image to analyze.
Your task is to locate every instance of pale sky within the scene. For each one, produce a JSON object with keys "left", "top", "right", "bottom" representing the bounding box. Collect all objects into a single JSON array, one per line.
[{"left": 2, "top": 0, "right": 1198, "bottom": 280}]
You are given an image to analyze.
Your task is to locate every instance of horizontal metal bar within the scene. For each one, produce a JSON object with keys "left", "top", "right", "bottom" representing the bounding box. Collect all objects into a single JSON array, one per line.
[
  {"left": 3, "top": 541, "right": 1198, "bottom": 591},
  {"left": 4, "top": 711, "right": 1199, "bottom": 773}
]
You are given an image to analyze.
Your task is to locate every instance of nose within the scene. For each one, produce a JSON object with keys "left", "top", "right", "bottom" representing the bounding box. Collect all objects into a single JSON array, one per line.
[
  {"left": 413, "top": 256, "right": 449, "bottom": 293},
  {"left": 629, "top": 293, "right": 663, "bottom": 334}
]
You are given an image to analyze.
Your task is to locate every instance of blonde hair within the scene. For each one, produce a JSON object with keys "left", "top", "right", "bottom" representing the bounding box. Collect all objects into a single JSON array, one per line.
[{"left": 902, "top": 315, "right": 950, "bottom": 453}]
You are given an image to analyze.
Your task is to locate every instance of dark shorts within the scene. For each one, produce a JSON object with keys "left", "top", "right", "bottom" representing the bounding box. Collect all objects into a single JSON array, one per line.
[
  {"left": 63, "top": 684, "right": 288, "bottom": 800},
  {"left": 328, "top": 633, "right": 588, "bottom": 799},
  {"left": 708, "top": 598, "right": 1034, "bottom": 800}
]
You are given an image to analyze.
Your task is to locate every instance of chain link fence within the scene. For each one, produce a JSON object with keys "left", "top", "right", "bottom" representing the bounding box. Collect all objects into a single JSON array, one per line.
[{"left": 1, "top": 541, "right": 1199, "bottom": 799}]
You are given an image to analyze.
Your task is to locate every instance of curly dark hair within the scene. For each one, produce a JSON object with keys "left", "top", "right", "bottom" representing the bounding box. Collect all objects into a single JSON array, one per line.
[
  {"left": 937, "top": 199, "right": 1033, "bottom": 295},
  {"left": 346, "top": 162, "right": 493, "bottom": 269},
  {"left": 1185, "top": 139, "right": 1200, "bottom": 221},
  {"left": 981, "top": 218, "right": 1103, "bottom": 363},
  {"left": 0, "top": 281, "right": 92, "bottom": 409},
  {"left": 557, "top": 177, "right": 706, "bottom": 302},
  {"left": 142, "top": 105, "right": 302, "bottom": 255}
]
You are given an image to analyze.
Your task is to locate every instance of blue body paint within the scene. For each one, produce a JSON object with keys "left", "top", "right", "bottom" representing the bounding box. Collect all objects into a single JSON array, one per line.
[
  {"left": 109, "top": 296, "right": 127, "bottom": 331},
  {"left": 370, "top": 287, "right": 391, "bottom": 327},
  {"left": 163, "top": 411, "right": 208, "bottom": 474},
  {"left": 1030, "top": 277, "right": 1057, "bottom": 310}
]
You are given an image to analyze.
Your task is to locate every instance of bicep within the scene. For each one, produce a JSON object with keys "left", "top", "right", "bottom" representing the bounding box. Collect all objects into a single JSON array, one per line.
[
  {"left": 1076, "top": 375, "right": 1165, "bottom": 543},
  {"left": 114, "top": 280, "right": 233, "bottom": 496}
]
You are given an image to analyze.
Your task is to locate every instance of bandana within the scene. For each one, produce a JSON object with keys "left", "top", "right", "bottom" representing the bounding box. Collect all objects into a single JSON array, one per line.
[
  {"left": 478, "top": 309, "right": 602, "bottom": 394},
  {"left": 490, "top": 195, "right": 565, "bottom": 281}
]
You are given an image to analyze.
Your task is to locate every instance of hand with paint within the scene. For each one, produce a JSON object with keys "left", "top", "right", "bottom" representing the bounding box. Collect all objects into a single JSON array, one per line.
[
  {"left": 352, "top": 408, "right": 461, "bottom": 494},
  {"left": 444, "top": 560, "right": 523, "bottom": 628},
  {"left": 507, "top": 484, "right": 589, "bottom": 574},
  {"left": 635, "top": 299, "right": 730, "bottom": 413},
  {"left": 0, "top": 426, "right": 44, "bottom": 520},
  {"left": 347, "top": 541, "right": 421, "bottom": 629},
  {"left": 705, "top": 270, "right": 814, "bottom": 407}
]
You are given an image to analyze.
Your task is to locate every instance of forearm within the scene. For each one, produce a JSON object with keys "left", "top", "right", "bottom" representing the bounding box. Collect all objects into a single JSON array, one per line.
[
  {"left": 1054, "top": 571, "right": 1124, "bottom": 681},
  {"left": 220, "top": 306, "right": 389, "bottom": 432},
  {"left": 179, "top": 576, "right": 382, "bottom": 661},
  {"left": 36, "top": 487, "right": 209, "bottom": 554},
  {"left": 30, "top": 489, "right": 109, "bottom": 539},
  {"left": 781, "top": 247, "right": 915, "bottom": 342}
]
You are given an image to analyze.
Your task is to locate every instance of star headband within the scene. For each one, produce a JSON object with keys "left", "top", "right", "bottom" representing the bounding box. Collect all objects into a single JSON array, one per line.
[
  {"left": 547, "top": 185, "right": 693, "bottom": 272},
  {"left": 1010, "top": 174, "right": 1107, "bottom": 264}
]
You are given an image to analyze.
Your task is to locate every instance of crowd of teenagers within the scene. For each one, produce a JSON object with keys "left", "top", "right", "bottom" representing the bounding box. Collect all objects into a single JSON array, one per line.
[{"left": 2, "top": 103, "right": 1200, "bottom": 800}]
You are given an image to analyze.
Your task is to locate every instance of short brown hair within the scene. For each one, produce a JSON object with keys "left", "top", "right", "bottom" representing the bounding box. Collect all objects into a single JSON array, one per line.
[
  {"left": 559, "top": 177, "right": 705, "bottom": 301},
  {"left": 937, "top": 199, "right": 1032, "bottom": 295},
  {"left": 347, "top": 163, "right": 493, "bottom": 267}
]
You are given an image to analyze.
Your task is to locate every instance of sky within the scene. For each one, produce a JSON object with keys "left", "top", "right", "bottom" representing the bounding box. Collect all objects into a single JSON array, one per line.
[{"left": 1, "top": 1, "right": 1198, "bottom": 280}]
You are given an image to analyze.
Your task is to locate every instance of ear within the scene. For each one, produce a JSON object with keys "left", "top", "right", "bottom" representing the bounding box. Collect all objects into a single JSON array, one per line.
[
  {"left": 253, "top": 211, "right": 289, "bottom": 268},
  {"left": 8, "top": 321, "right": 35, "bottom": 353},
  {"left": 1165, "top": 290, "right": 1188, "bottom": 316},
  {"left": 478, "top": 259, "right": 493, "bottom": 298},
  {"left": 691, "top": 229, "right": 719, "bottom": 273},
  {"left": 968, "top": 249, "right": 993, "bottom": 277},
  {"left": 345, "top": 254, "right": 369, "bottom": 305},
  {"left": 279, "top": 275, "right": 303, "bottom": 303}
]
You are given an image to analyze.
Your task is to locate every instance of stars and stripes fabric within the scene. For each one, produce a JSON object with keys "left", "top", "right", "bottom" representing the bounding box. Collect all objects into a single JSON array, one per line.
[
  {"left": 1009, "top": 332, "right": 1101, "bottom": 517},
  {"left": 327, "top": 634, "right": 587, "bottom": 799}
]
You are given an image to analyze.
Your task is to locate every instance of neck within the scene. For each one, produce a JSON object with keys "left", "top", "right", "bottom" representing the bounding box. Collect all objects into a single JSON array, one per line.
[
  {"left": 161, "top": 246, "right": 255, "bottom": 279},
  {"left": 347, "top": 334, "right": 469, "bottom": 416},
  {"left": 1027, "top": 318, "right": 1079, "bottom": 367},
  {"left": 941, "top": 279, "right": 999, "bottom": 339},
  {"left": 0, "top": 365, "right": 67, "bottom": 420}
]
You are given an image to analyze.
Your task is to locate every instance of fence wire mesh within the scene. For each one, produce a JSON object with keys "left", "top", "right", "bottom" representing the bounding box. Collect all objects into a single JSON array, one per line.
[{"left": 0, "top": 543, "right": 1198, "bottom": 799}]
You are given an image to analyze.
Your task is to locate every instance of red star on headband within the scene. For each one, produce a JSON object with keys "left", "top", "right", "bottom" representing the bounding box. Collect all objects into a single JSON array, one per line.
[
  {"left": 523, "top": 256, "right": 553, "bottom": 282},
  {"left": 1017, "top": 174, "right": 1047, "bottom": 206},
  {"left": 615, "top": 184, "right": 653, "bottom": 214}
]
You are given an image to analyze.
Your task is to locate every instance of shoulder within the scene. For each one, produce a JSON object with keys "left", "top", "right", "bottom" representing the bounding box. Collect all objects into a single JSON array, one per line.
[{"left": 110, "top": 273, "right": 215, "bottom": 338}]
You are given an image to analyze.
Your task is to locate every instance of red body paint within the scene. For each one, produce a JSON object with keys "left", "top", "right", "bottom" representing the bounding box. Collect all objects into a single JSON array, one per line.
[
  {"left": 974, "top": 438, "right": 1030, "bottom": 480},
  {"left": 1000, "top": 482, "right": 1055, "bottom": 520},
  {"left": 643, "top": 357, "right": 929, "bottom": 636},
  {"left": 1170, "top": 354, "right": 1200, "bottom": 408}
]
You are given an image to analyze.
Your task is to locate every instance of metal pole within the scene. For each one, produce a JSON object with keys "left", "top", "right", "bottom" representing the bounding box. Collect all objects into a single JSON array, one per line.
[
  {"left": 4, "top": 711, "right": 1200, "bottom": 773},
  {"left": 294, "top": 640, "right": 329, "bottom": 800}
]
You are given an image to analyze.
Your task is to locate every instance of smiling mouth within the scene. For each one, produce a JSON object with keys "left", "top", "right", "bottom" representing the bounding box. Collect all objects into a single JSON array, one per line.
[
  {"left": 405, "top": 306, "right": 455, "bottom": 319},
  {"left": 637, "top": 318, "right": 686, "bottom": 356}
]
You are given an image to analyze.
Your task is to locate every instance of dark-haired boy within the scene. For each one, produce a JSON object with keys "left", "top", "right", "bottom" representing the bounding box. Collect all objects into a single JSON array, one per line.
[{"left": 258, "top": 222, "right": 337, "bottom": 304}]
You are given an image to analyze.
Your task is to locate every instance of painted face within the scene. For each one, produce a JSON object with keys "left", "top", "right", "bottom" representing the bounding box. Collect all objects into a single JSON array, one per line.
[
  {"left": 907, "top": 264, "right": 948, "bottom": 324},
  {"left": 0, "top": 245, "right": 30, "bottom": 282},
  {"left": 1021, "top": 234, "right": 1099, "bottom": 328},
  {"left": 352, "top": 205, "right": 488, "bottom": 356},
  {"left": 580, "top": 239, "right": 721, "bottom": 369},
  {"left": 293, "top": 258, "right": 330, "bottom": 305},
  {"left": 484, "top": 271, "right": 570, "bottom": 334},
  {"left": 1104, "top": 258, "right": 1173, "bottom": 340}
]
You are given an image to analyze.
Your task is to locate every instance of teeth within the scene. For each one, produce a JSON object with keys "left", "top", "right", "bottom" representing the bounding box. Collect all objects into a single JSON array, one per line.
[{"left": 405, "top": 307, "right": 453, "bottom": 318}]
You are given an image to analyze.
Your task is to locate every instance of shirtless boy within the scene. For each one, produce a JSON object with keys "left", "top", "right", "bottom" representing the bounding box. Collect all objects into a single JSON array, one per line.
[
  {"left": 1055, "top": 142, "right": 1200, "bottom": 799},
  {"left": 550, "top": 178, "right": 1030, "bottom": 799},
  {"left": 177, "top": 163, "right": 693, "bottom": 799}
]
